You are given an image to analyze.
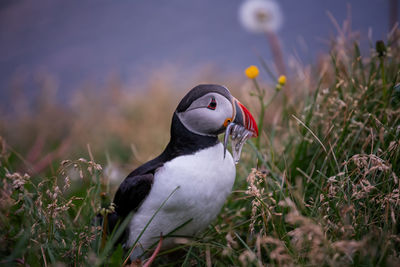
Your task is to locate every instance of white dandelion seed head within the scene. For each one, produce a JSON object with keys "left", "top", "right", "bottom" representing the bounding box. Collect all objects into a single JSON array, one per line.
[{"left": 239, "top": 0, "right": 283, "bottom": 33}]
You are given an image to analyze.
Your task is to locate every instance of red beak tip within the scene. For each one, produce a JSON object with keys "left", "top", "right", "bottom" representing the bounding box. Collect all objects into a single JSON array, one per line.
[{"left": 253, "top": 130, "right": 259, "bottom": 138}]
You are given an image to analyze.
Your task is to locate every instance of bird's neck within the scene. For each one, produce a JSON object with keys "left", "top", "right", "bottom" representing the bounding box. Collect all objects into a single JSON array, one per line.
[{"left": 162, "top": 113, "right": 219, "bottom": 159}]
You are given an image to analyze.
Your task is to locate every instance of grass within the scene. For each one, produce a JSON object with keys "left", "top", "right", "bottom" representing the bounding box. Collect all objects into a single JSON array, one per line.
[{"left": 1, "top": 28, "right": 400, "bottom": 266}]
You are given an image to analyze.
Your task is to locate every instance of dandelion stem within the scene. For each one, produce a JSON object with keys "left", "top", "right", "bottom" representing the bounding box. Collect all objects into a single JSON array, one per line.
[
  {"left": 258, "top": 55, "right": 277, "bottom": 81},
  {"left": 253, "top": 79, "right": 279, "bottom": 152},
  {"left": 253, "top": 79, "right": 264, "bottom": 151},
  {"left": 265, "top": 31, "right": 286, "bottom": 75},
  {"left": 264, "top": 91, "right": 279, "bottom": 109}
]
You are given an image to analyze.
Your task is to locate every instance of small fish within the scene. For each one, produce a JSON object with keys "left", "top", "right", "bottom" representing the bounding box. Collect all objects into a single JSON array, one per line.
[{"left": 223, "top": 122, "right": 254, "bottom": 164}]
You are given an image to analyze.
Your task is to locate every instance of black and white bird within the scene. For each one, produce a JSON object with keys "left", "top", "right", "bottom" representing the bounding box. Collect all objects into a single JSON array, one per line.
[{"left": 108, "top": 84, "right": 258, "bottom": 259}]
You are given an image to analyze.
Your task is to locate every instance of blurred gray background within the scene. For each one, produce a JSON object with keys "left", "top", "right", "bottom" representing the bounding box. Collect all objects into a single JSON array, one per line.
[{"left": 0, "top": 0, "right": 397, "bottom": 101}]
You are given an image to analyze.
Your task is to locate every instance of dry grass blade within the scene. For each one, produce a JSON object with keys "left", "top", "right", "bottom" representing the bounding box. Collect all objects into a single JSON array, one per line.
[{"left": 292, "top": 114, "right": 327, "bottom": 153}]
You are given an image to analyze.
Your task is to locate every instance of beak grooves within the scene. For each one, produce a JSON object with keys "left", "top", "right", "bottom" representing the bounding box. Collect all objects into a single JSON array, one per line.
[{"left": 236, "top": 100, "right": 259, "bottom": 137}]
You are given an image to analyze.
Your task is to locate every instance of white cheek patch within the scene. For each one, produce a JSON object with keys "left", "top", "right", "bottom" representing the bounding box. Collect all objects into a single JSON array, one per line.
[{"left": 177, "top": 94, "right": 233, "bottom": 136}]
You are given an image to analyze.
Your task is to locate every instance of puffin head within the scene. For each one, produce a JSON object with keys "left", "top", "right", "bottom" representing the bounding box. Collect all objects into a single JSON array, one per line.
[{"left": 175, "top": 84, "right": 258, "bottom": 137}]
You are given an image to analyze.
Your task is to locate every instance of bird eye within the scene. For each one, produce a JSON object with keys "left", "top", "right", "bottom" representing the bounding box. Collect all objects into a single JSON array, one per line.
[{"left": 207, "top": 97, "right": 217, "bottom": 110}]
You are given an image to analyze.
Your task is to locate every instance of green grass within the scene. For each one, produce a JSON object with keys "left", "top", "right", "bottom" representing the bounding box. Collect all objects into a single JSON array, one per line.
[{"left": 1, "top": 31, "right": 400, "bottom": 266}]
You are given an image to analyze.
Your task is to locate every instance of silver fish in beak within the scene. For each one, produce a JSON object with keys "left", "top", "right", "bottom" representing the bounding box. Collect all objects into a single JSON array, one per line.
[{"left": 223, "top": 98, "right": 258, "bottom": 164}]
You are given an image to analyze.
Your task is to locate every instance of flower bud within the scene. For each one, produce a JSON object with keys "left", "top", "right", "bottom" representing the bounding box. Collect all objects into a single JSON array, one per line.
[{"left": 376, "top": 40, "right": 386, "bottom": 57}]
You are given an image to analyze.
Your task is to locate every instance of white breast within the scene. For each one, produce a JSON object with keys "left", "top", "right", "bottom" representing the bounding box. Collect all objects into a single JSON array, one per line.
[{"left": 126, "top": 143, "right": 235, "bottom": 258}]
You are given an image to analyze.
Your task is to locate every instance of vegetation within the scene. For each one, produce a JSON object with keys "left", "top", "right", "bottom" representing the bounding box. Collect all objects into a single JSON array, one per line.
[{"left": 1, "top": 28, "right": 399, "bottom": 266}]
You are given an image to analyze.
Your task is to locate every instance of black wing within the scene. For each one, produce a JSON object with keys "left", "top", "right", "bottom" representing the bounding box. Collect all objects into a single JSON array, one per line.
[
  {"left": 113, "top": 173, "right": 154, "bottom": 218},
  {"left": 112, "top": 154, "right": 168, "bottom": 217},
  {"left": 107, "top": 156, "right": 165, "bottom": 237},
  {"left": 107, "top": 173, "right": 154, "bottom": 241}
]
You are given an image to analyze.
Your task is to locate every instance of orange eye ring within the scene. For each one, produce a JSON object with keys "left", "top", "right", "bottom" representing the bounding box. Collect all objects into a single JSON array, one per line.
[{"left": 223, "top": 118, "right": 232, "bottom": 127}]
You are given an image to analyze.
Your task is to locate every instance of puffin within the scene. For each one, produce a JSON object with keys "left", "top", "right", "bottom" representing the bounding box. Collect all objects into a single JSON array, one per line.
[{"left": 107, "top": 84, "right": 258, "bottom": 260}]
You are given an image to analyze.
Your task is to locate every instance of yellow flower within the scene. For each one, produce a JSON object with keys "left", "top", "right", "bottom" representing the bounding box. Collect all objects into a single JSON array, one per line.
[
  {"left": 278, "top": 75, "right": 286, "bottom": 85},
  {"left": 245, "top": 65, "right": 259, "bottom": 79}
]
